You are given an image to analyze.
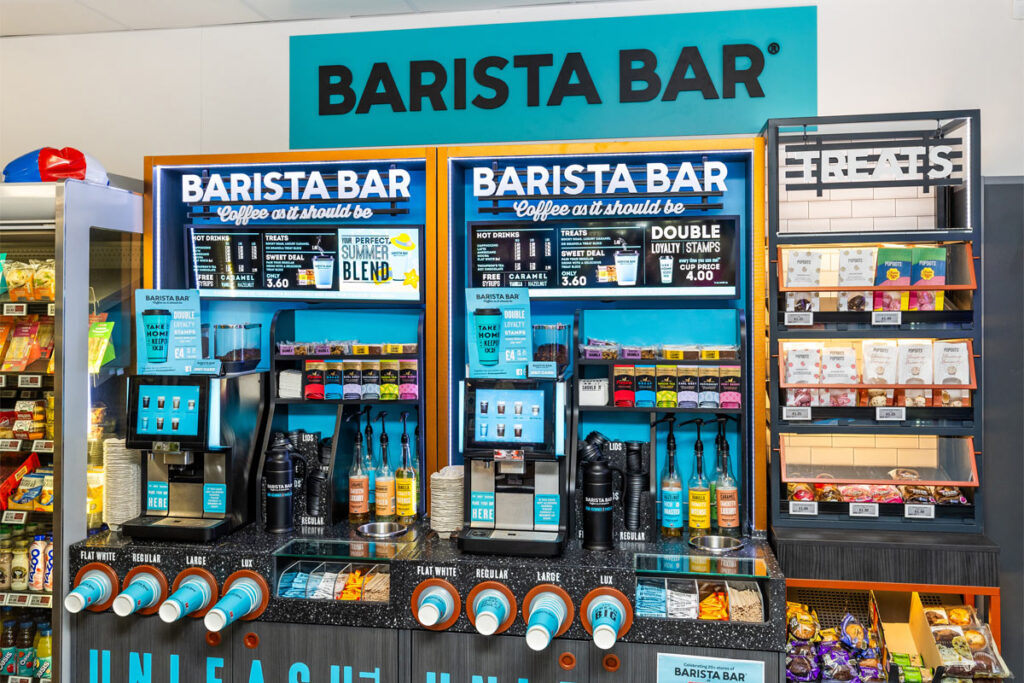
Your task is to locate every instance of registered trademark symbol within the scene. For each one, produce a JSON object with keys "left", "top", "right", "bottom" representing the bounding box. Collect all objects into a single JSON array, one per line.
[{"left": 768, "top": 42, "right": 781, "bottom": 55}]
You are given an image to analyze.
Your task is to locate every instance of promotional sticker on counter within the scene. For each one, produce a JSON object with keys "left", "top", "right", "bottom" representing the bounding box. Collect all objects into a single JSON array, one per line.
[
  {"left": 465, "top": 288, "right": 532, "bottom": 378},
  {"left": 657, "top": 653, "right": 765, "bottom": 683},
  {"left": 134, "top": 290, "right": 220, "bottom": 375},
  {"left": 471, "top": 218, "right": 738, "bottom": 297}
]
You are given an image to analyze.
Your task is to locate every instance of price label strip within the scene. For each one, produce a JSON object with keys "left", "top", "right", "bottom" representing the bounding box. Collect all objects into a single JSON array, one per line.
[
  {"left": 0, "top": 439, "right": 22, "bottom": 452},
  {"left": 849, "top": 502, "right": 879, "bottom": 518},
  {"left": 784, "top": 311, "right": 814, "bottom": 326},
  {"left": 7, "top": 593, "right": 29, "bottom": 607},
  {"left": 17, "top": 374, "right": 42, "bottom": 388},
  {"left": 905, "top": 504, "right": 936, "bottom": 520},
  {"left": 871, "top": 311, "right": 902, "bottom": 326},
  {"left": 788, "top": 501, "right": 818, "bottom": 516},
  {"left": 2, "top": 303, "right": 27, "bottom": 316},
  {"left": 48, "top": 303, "right": 56, "bottom": 316},
  {"left": 31, "top": 440, "right": 54, "bottom": 453},
  {"left": 782, "top": 406, "right": 812, "bottom": 421},
  {"left": 876, "top": 406, "right": 907, "bottom": 422}
]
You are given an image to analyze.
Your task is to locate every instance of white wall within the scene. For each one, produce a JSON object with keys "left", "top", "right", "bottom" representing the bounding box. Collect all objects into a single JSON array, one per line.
[{"left": 0, "top": 0, "right": 1021, "bottom": 179}]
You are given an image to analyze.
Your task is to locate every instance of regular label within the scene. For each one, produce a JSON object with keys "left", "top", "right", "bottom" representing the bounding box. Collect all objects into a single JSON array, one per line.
[
  {"left": 2, "top": 303, "right": 26, "bottom": 316},
  {"left": 905, "top": 504, "right": 935, "bottom": 519},
  {"left": 782, "top": 406, "right": 812, "bottom": 421},
  {"left": 849, "top": 502, "right": 879, "bottom": 517},
  {"left": 788, "top": 501, "right": 818, "bottom": 516},
  {"left": 0, "top": 440, "right": 22, "bottom": 452},
  {"left": 47, "top": 303, "right": 56, "bottom": 316},
  {"left": 876, "top": 406, "right": 906, "bottom": 421},
  {"left": 0, "top": 376, "right": 5, "bottom": 388},
  {"left": 31, "top": 440, "right": 53, "bottom": 453},
  {"left": 784, "top": 311, "right": 814, "bottom": 326},
  {"left": 17, "top": 375, "right": 41, "bottom": 388},
  {"left": 871, "top": 311, "right": 902, "bottom": 326}
]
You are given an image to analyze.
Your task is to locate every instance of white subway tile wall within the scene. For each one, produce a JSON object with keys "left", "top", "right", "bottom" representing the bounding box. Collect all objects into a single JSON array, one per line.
[{"left": 775, "top": 142, "right": 961, "bottom": 234}]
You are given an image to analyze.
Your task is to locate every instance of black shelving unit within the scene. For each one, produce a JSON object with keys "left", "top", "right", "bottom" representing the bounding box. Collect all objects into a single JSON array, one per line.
[
  {"left": 764, "top": 111, "right": 997, "bottom": 583},
  {"left": 253, "top": 308, "right": 427, "bottom": 526},
  {"left": 567, "top": 307, "right": 752, "bottom": 541}
]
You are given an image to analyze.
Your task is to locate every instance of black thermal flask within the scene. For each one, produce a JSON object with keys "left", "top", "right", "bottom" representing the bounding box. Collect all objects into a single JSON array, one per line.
[
  {"left": 582, "top": 458, "right": 616, "bottom": 550},
  {"left": 263, "top": 433, "right": 295, "bottom": 533}
]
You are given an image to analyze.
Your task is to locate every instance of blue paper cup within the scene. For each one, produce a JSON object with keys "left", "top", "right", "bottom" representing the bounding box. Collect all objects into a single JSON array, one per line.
[
  {"left": 472, "top": 589, "right": 509, "bottom": 636},
  {"left": 113, "top": 573, "right": 161, "bottom": 617},
  {"left": 204, "top": 578, "right": 262, "bottom": 632},
  {"left": 159, "top": 576, "right": 213, "bottom": 623},
  {"left": 416, "top": 586, "right": 454, "bottom": 627},
  {"left": 587, "top": 596, "right": 626, "bottom": 649},
  {"left": 526, "top": 593, "right": 567, "bottom": 651},
  {"left": 64, "top": 570, "right": 113, "bottom": 614}
]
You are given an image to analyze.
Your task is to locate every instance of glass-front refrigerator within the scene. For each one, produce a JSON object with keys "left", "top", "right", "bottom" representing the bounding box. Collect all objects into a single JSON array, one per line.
[{"left": 0, "top": 180, "right": 140, "bottom": 683}]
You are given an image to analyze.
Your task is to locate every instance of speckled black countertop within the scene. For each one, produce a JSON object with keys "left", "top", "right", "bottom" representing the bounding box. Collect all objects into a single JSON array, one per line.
[{"left": 68, "top": 523, "right": 785, "bottom": 653}]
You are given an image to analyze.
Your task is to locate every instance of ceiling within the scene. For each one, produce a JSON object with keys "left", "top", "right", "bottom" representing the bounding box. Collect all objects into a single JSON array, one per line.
[{"left": 0, "top": 0, "right": 622, "bottom": 37}]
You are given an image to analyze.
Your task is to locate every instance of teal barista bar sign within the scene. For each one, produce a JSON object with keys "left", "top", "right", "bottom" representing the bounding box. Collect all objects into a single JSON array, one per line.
[{"left": 290, "top": 7, "right": 817, "bottom": 148}]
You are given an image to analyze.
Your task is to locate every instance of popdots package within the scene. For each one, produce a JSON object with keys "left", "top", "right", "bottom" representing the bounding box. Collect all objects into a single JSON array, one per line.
[
  {"left": 910, "top": 246, "right": 947, "bottom": 311},
  {"left": 784, "top": 345, "right": 822, "bottom": 407},
  {"left": 785, "top": 250, "right": 822, "bottom": 313},
  {"left": 838, "top": 248, "right": 876, "bottom": 312},
  {"left": 873, "top": 247, "right": 912, "bottom": 311},
  {"left": 861, "top": 340, "right": 897, "bottom": 407}
]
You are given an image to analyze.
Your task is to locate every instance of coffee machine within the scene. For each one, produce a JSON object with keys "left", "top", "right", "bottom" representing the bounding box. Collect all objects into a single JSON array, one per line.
[
  {"left": 123, "top": 373, "right": 264, "bottom": 542},
  {"left": 458, "top": 378, "right": 568, "bottom": 557}
]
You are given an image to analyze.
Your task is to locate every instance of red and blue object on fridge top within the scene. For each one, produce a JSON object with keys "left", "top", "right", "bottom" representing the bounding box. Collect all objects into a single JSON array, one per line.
[{"left": 2, "top": 147, "right": 108, "bottom": 185}]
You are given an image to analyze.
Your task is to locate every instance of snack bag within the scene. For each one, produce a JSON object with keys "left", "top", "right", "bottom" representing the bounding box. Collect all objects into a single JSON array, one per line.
[
  {"left": 873, "top": 247, "right": 912, "bottom": 311},
  {"left": 910, "top": 247, "right": 946, "bottom": 311},
  {"left": 785, "top": 250, "right": 822, "bottom": 312},
  {"left": 839, "top": 612, "right": 868, "bottom": 650},
  {"left": 838, "top": 247, "right": 876, "bottom": 312},
  {"left": 1, "top": 321, "right": 40, "bottom": 372},
  {"left": 819, "top": 346, "right": 858, "bottom": 407},
  {"left": 786, "top": 601, "right": 820, "bottom": 642},
  {"left": 784, "top": 344, "right": 822, "bottom": 407}
]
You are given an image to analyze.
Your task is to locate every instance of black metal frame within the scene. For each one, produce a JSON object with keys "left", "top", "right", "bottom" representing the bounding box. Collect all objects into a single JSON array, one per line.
[
  {"left": 253, "top": 308, "right": 427, "bottom": 526},
  {"left": 566, "top": 307, "right": 753, "bottom": 540},
  {"left": 764, "top": 110, "right": 984, "bottom": 533}
]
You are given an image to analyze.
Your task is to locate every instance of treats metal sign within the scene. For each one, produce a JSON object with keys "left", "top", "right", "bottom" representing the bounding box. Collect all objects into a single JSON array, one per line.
[
  {"left": 289, "top": 7, "right": 817, "bottom": 148},
  {"left": 781, "top": 137, "right": 965, "bottom": 195}
]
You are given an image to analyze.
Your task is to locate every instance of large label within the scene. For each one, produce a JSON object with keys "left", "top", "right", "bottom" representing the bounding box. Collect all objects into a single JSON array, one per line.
[
  {"left": 188, "top": 225, "right": 420, "bottom": 302},
  {"left": 290, "top": 8, "right": 817, "bottom": 147},
  {"left": 471, "top": 218, "right": 737, "bottom": 298}
]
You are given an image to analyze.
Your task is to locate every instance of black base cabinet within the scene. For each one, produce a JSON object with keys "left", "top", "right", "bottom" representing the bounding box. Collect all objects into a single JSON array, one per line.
[{"left": 74, "top": 618, "right": 786, "bottom": 683}]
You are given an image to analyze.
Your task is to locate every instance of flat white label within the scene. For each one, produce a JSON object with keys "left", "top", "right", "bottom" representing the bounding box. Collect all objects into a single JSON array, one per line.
[
  {"left": 876, "top": 406, "right": 906, "bottom": 421},
  {"left": 28, "top": 594, "right": 47, "bottom": 607},
  {"left": 871, "top": 311, "right": 902, "bottom": 326},
  {"left": 788, "top": 501, "right": 818, "bottom": 516},
  {"left": 849, "top": 502, "right": 879, "bottom": 517},
  {"left": 2, "top": 511, "right": 27, "bottom": 525},
  {"left": 10, "top": 675, "right": 33, "bottom": 683},
  {"left": 782, "top": 406, "right": 812, "bottom": 421},
  {"left": 784, "top": 311, "right": 814, "bottom": 326},
  {"left": 47, "top": 303, "right": 56, "bottom": 316},
  {"left": 0, "top": 376, "right": 5, "bottom": 388},
  {"left": 31, "top": 440, "right": 54, "bottom": 453},
  {"left": 0, "top": 439, "right": 22, "bottom": 452},
  {"left": 905, "top": 504, "right": 936, "bottom": 519},
  {"left": 2, "top": 303, "right": 26, "bottom": 316},
  {"left": 17, "top": 375, "right": 41, "bottom": 388}
]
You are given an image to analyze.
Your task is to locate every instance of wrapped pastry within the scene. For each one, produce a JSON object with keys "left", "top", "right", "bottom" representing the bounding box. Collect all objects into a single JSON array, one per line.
[
  {"left": 946, "top": 606, "right": 977, "bottom": 627},
  {"left": 820, "top": 649, "right": 859, "bottom": 682},
  {"left": 860, "top": 660, "right": 886, "bottom": 682},
  {"left": 786, "top": 641, "right": 815, "bottom": 657},
  {"left": 898, "top": 484, "right": 935, "bottom": 504},
  {"left": 786, "top": 656, "right": 820, "bottom": 682},
  {"left": 932, "top": 486, "right": 968, "bottom": 505},
  {"left": 839, "top": 612, "right": 868, "bottom": 650},
  {"left": 925, "top": 607, "right": 949, "bottom": 625},
  {"left": 788, "top": 483, "right": 815, "bottom": 502},
  {"left": 839, "top": 484, "right": 872, "bottom": 502},
  {"left": 889, "top": 467, "right": 921, "bottom": 481},
  {"left": 868, "top": 484, "right": 903, "bottom": 503},
  {"left": 815, "top": 482, "right": 843, "bottom": 502},
  {"left": 786, "top": 602, "right": 820, "bottom": 642}
]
